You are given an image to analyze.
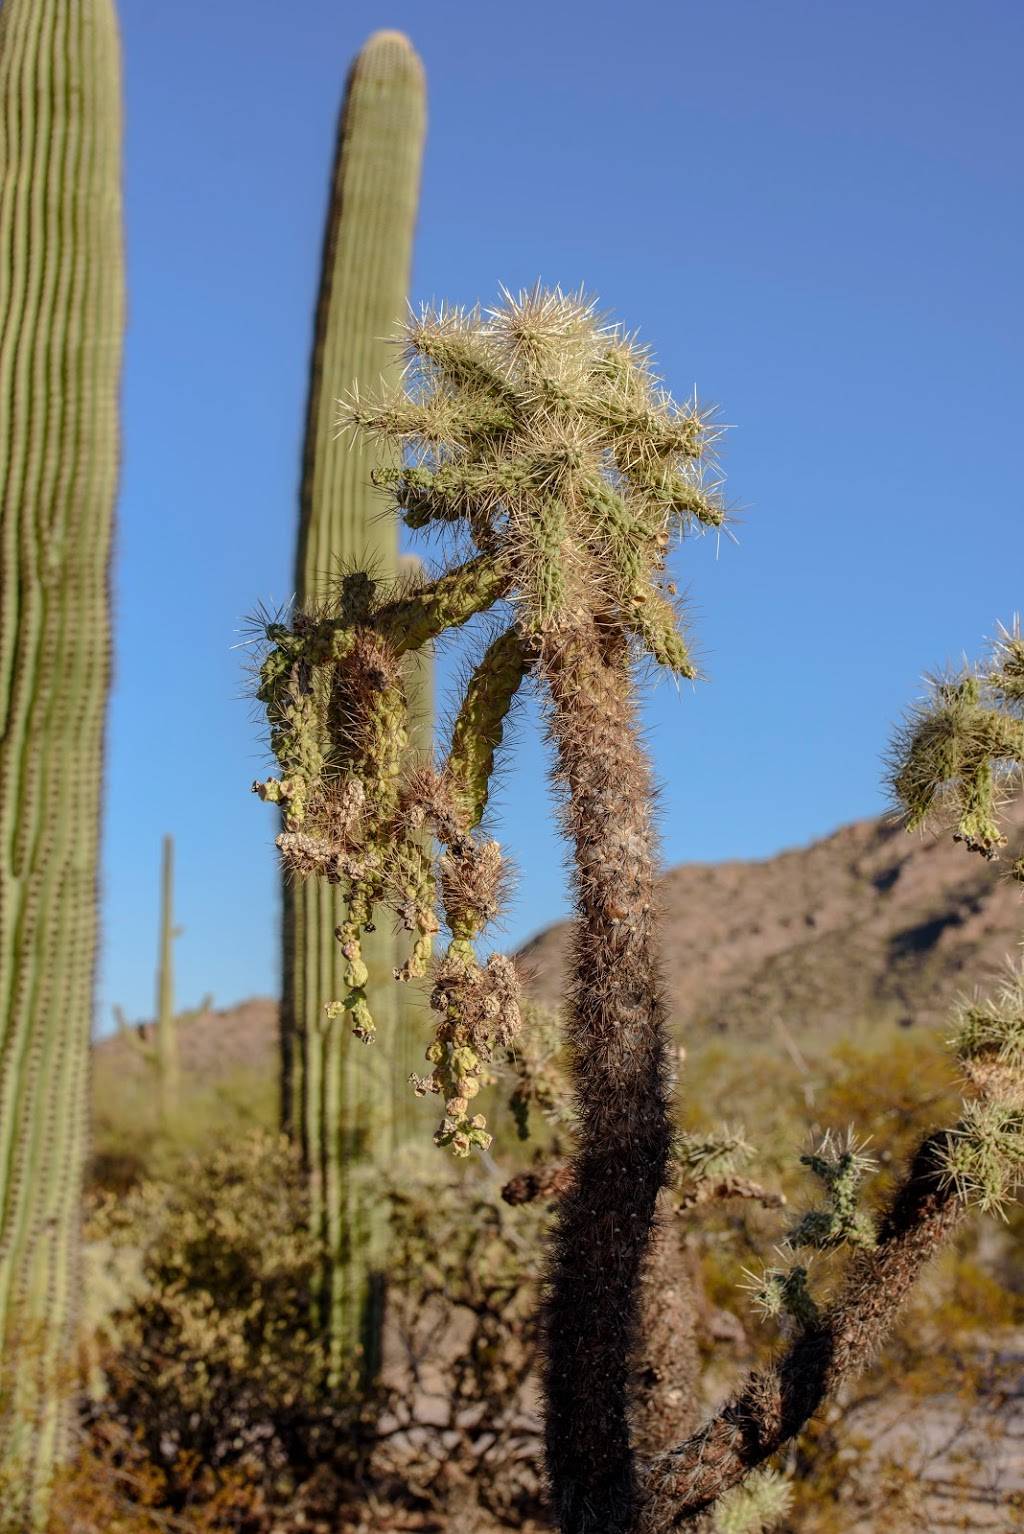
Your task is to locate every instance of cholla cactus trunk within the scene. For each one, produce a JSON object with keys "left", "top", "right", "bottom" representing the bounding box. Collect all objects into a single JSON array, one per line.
[
  {"left": 630, "top": 1195, "right": 701, "bottom": 1460},
  {"left": 541, "top": 626, "right": 674, "bottom": 1532},
  {"left": 283, "top": 28, "right": 426, "bottom": 1381},
  {"left": 155, "top": 834, "right": 179, "bottom": 1127},
  {"left": 0, "top": 0, "right": 123, "bottom": 1521}
]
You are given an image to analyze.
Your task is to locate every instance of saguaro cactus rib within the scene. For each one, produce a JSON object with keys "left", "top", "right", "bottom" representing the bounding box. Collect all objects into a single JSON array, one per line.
[
  {"left": 0, "top": 0, "right": 123, "bottom": 1522},
  {"left": 283, "top": 27, "right": 427, "bottom": 1384}
]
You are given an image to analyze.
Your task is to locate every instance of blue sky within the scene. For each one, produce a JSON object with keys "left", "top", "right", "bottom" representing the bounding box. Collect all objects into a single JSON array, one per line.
[{"left": 101, "top": 0, "right": 1024, "bottom": 1028}]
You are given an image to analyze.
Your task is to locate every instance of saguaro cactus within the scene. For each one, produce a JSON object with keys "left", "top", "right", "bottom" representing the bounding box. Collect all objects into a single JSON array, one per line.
[
  {"left": 282, "top": 28, "right": 427, "bottom": 1381},
  {"left": 155, "top": 834, "right": 180, "bottom": 1127},
  {"left": 0, "top": 0, "right": 124, "bottom": 1522}
]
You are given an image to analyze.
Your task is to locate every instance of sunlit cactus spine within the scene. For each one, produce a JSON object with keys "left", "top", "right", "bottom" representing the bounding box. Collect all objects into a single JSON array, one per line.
[
  {"left": 0, "top": 0, "right": 124, "bottom": 1523},
  {"left": 281, "top": 27, "right": 427, "bottom": 1383}
]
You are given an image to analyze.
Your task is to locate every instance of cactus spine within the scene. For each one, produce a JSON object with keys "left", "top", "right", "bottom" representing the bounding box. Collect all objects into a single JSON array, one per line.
[
  {"left": 155, "top": 834, "right": 180, "bottom": 1127},
  {"left": 282, "top": 29, "right": 427, "bottom": 1381},
  {"left": 0, "top": 0, "right": 123, "bottom": 1521}
]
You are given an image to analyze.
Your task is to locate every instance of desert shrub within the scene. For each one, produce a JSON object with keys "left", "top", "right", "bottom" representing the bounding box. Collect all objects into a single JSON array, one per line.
[
  {"left": 73, "top": 1016, "right": 1024, "bottom": 1533},
  {"left": 376, "top": 1163, "right": 548, "bottom": 1526},
  {"left": 75, "top": 1131, "right": 553, "bottom": 1532},
  {"left": 80, "top": 1132, "right": 359, "bottom": 1525},
  {"left": 89, "top": 1057, "right": 278, "bottom": 1192}
]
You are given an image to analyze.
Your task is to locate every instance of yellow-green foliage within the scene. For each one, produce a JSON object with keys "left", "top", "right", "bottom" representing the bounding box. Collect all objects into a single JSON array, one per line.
[{"left": 0, "top": 0, "right": 124, "bottom": 1522}]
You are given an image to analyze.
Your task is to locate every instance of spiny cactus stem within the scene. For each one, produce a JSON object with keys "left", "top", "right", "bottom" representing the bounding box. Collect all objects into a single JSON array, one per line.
[
  {"left": 640, "top": 1130, "right": 965, "bottom": 1529},
  {"left": 0, "top": 0, "right": 123, "bottom": 1519},
  {"left": 374, "top": 553, "right": 512, "bottom": 652},
  {"left": 541, "top": 624, "right": 673, "bottom": 1534},
  {"left": 448, "top": 626, "right": 532, "bottom": 829}
]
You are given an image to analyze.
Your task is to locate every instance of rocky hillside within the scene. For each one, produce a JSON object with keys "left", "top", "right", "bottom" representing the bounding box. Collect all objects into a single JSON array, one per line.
[
  {"left": 520, "top": 798, "right": 1024, "bottom": 1041},
  {"left": 98, "top": 802, "right": 1024, "bottom": 1083}
]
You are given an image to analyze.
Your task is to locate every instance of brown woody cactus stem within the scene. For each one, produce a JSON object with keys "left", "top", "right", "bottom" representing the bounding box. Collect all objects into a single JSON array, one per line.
[
  {"left": 629, "top": 1197, "right": 701, "bottom": 1460},
  {"left": 542, "top": 625, "right": 674, "bottom": 1534},
  {"left": 639, "top": 1130, "right": 964, "bottom": 1530}
]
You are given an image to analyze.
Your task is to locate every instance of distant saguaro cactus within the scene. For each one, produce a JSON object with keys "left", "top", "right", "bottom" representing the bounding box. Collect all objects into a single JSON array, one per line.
[
  {"left": 282, "top": 28, "right": 427, "bottom": 1383},
  {"left": 0, "top": 0, "right": 124, "bottom": 1523},
  {"left": 155, "top": 834, "right": 181, "bottom": 1127}
]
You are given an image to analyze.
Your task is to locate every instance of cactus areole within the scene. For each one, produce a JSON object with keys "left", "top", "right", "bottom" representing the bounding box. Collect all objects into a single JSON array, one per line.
[{"left": 253, "top": 286, "right": 724, "bottom": 1530}]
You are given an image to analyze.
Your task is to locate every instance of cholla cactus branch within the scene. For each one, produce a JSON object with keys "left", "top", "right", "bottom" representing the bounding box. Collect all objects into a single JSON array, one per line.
[
  {"left": 787, "top": 1128, "right": 877, "bottom": 1251},
  {"left": 674, "top": 1127, "right": 755, "bottom": 1181},
  {"left": 676, "top": 1176, "right": 786, "bottom": 1212},
  {"left": 888, "top": 624, "right": 1024, "bottom": 870},
  {"left": 639, "top": 1128, "right": 965, "bottom": 1528},
  {"left": 448, "top": 627, "right": 534, "bottom": 829},
  {"left": 641, "top": 942, "right": 1024, "bottom": 1527}
]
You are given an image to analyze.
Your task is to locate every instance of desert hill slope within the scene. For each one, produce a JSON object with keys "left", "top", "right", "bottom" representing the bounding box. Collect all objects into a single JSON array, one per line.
[
  {"left": 97, "top": 800, "right": 1024, "bottom": 1082},
  {"left": 520, "top": 797, "right": 1024, "bottom": 1040}
]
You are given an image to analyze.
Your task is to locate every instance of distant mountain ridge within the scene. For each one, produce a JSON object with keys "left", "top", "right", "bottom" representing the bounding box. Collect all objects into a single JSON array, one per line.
[
  {"left": 96, "top": 802, "right": 1024, "bottom": 1081},
  {"left": 520, "top": 797, "right": 1024, "bottom": 1041}
]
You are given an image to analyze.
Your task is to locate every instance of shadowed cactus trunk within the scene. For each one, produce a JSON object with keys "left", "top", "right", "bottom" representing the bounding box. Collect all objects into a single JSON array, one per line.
[
  {"left": 0, "top": 0, "right": 124, "bottom": 1521},
  {"left": 282, "top": 27, "right": 428, "bottom": 1384}
]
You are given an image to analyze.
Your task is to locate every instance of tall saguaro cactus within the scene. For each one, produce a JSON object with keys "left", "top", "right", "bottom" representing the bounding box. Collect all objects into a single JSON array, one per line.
[
  {"left": 283, "top": 28, "right": 427, "bottom": 1380},
  {"left": 0, "top": 0, "right": 124, "bottom": 1521}
]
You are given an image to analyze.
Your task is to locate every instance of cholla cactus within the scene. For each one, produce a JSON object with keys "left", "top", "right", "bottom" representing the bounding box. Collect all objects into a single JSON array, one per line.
[
  {"left": 637, "top": 623, "right": 1024, "bottom": 1532},
  {"left": 738, "top": 1129, "right": 875, "bottom": 1335},
  {"left": 711, "top": 1469, "right": 792, "bottom": 1534},
  {"left": 253, "top": 282, "right": 1024, "bottom": 1531},
  {"left": 889, "top": 620, "right": 1024, "bottom": 871},
  {"left": 253, "top": 285, "right": 723, "bottom": 1531}
]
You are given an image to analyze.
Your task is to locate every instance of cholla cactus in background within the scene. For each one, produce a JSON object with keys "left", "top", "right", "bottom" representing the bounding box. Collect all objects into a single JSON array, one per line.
[
  {"left": 636, "top": 621, "right": 1024, "bottom": 1532},
  {"left": 889, "top": 619, "right": 1024, "bottom": 875},
  {"left": 0, "top": 0, "right": 124, "bottom": 1524},
  {"left": 254, "top": 284, "right": 723, "bottom": 1531},
  {"left": 711, "top": 1470, "right": 793, "bottom": 1534}
]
